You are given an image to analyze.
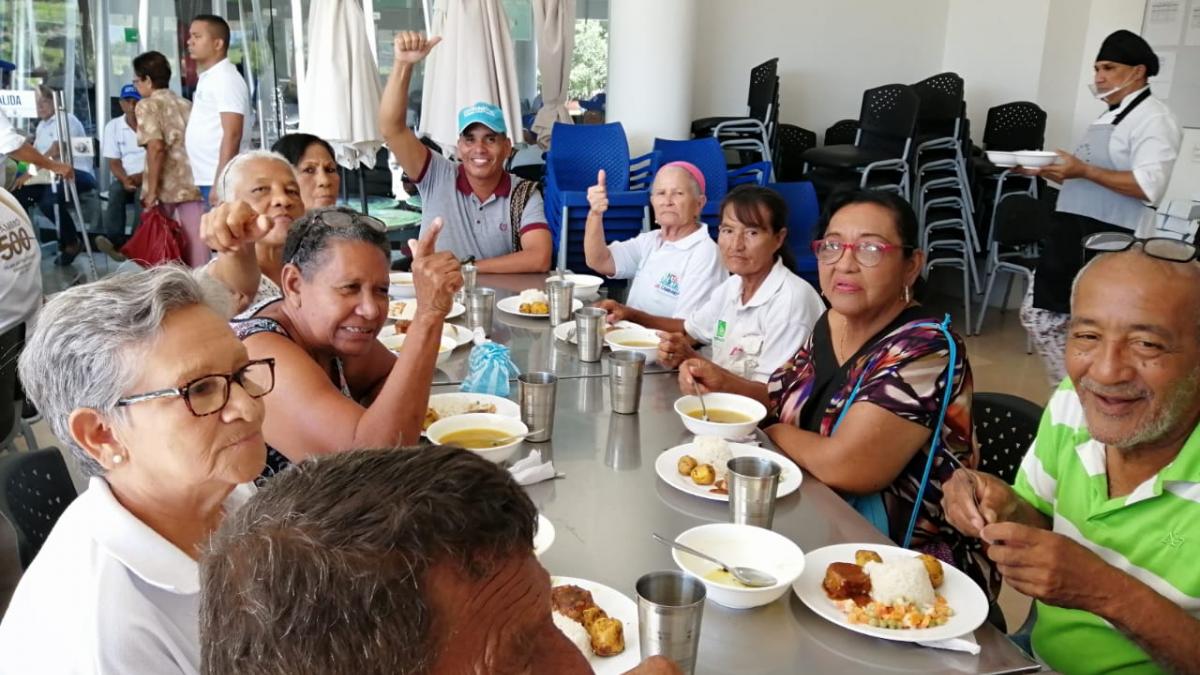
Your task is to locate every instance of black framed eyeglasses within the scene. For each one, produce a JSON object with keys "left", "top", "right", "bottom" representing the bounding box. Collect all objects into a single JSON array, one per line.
[
  {"left": 309, "top": 206, "right": 388, "bottom": 232},
  {"left": 1082, "top": 232, "right": 1199, "bottom": 263},
  {"left": 115, "top": 358, "right": 276, "bottom": 417}
]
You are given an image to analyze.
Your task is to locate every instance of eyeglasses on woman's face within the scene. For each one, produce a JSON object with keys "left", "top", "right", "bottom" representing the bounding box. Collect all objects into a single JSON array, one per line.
[
  {"left": 115, "top": 358, "right": 276, "bottom": 417},
  {"left": 811, "top": 238, "right": 912, "bottom": 268}
]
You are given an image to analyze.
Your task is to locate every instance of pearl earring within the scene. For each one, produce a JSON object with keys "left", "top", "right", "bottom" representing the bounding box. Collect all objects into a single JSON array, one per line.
[{"left": 112, "top": 454, "right": 124, "bottom": 465}]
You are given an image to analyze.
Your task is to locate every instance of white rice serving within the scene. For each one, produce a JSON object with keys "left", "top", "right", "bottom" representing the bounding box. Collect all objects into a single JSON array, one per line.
[
  {"left": 519, "top": 288, "right": 549, "bottom": 304},
  {"left": 552, "top": 609, "right": 591, "bottom": 656},
  {"left": 864, "top": 557, "right": 935, "bottom": 607},
  {"left": 692, "top": 436, "right": 733, "bottom": 481}
]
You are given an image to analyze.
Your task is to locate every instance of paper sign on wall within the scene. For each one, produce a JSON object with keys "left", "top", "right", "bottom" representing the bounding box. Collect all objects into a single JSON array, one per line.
[{"left": 0, "top": 90, "right": 36, "bottom": 119}]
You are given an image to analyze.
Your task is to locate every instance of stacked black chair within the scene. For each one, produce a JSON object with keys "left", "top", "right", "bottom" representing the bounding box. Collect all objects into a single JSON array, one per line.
[
  {"left": 0, "top": 449, "right": 78, "bottom": 568},
  {"left": 973, "top": 193, "right": 1051, "bottom": 337},
  {"left": 972, "top": 101, "right": 1047, "bottom": 247},
  {"left": 691, "top": 58, "right": 780, "bottom": 171},
  {"left": 775, "top": 124, "right": 818, "bottom": 182},
  {"left": 823, "top": 119, "right": 860, "bottom": 147}
]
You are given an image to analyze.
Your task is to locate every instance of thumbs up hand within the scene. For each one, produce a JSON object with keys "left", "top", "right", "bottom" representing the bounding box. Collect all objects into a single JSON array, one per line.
[{"left": 587, "top": 169, "right": 608, "bottom": 216}]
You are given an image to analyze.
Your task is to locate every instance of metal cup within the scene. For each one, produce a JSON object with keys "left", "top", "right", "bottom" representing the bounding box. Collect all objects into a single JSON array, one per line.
[
  {"left": 462, "top": 262, "right": 477, "bottom": 292},
  {"left": 465, "top": 288, "right": 495, "bottom": 336},
  {"left": 608, "top": 350, "right": 646, "bottom": 414},
  {"left": 546, "top": 279, "right": 575, "bottom": 326},
  {"left": 636, "top": 571, "right": 706, "bottom": 674},
  {"left": 574, "top": 307, "right": 606, "bottom": 363},
  {"left": 727, "top": 456, "right": 782, "bottom": 528},
  {"left": 517, "top": 372, "right": 557, "bottom": 442}
]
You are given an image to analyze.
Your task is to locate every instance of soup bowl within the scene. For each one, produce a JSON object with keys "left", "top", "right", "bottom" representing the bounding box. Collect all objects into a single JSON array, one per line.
[
  {"left": 674, "top": 393, "right": 767, "bottom": 439},
  {"left": 426, "top": 412, "right": 529, "bottom": 464},
  {"left": 389, "top": 271, "right": 417, "bottom": 298},
  {"left": 605, "top": 328, "right": 661, "bottom": 365},
  {"left": 672, "top": 523, "right": 806, "bottom": 609},
  {"left": 378, "top": 333, "right": 457, "bottom": 366}
]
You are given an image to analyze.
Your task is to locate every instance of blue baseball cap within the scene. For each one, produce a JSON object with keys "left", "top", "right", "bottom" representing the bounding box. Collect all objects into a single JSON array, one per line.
[
  {"left": 0, "top": 60, "right": 15, "bottom": 73},
  {"left": 457, "top": 101, "right": 506, "bottom": 135},
  {"left": 120, "top": 84, "right": 141, "bottom": 100}
]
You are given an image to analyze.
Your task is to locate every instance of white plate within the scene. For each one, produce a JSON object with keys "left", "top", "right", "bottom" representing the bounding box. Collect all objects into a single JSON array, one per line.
[
  {"left": 656, "top": 442, "right": 802, "bottom": 502},
  {"left": 388, "top": 299, "right": 466, "bottom": 321},
  {"left": 378, "top": 322, "right": 473, "bottom": 349},
  {"left": 388, "top": 272, "right": 417, "bottom": 298},
  {"left": 496, "top": 295, "right": 583, "bottom": 318},
  {"left": 551, "top": 576, "right": 641, "bottom": 673},
  {"left": 534, "top": 514, "right": 555, "bottom": 557},
  {"left": 546, "top": 273, "right": 604, "bottom": 297},
  {"left": 553, "top": 320, "right": 646, "bottom": 344},
  {"left": 426, "top": 392, "right": 520, "bottom": 421},
  {"left": 794, "top": 543, "right": 989, "bottom": 643}
]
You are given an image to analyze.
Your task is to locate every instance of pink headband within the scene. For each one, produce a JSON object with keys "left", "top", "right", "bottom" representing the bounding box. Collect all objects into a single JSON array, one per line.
[{"left": 660, "top": 161, "right": 706, "bottom": 195}]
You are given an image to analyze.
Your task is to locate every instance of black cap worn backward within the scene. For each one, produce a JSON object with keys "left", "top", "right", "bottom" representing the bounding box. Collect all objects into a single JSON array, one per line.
[{"left": 1096, "top": 29, "right": 1159, "bottom": 77}]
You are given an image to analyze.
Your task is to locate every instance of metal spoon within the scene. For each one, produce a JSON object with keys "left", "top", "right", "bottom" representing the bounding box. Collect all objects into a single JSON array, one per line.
[
  {"left": 652, "top": 533, "right": 777, "bottom": 588},
  {"left": 690, "top": 380, "right": 710, "bottom": 422}
]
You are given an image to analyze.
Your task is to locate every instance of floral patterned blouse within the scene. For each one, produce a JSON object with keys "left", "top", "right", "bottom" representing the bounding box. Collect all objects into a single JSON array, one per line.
[{"left": 767, "top": 307, "right": 998, "bottom": 599}]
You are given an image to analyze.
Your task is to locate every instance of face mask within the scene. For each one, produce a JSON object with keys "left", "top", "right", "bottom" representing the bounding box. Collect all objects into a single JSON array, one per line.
[{"left": 1088, "top": 74, "right": 1136, "bottom": 100}]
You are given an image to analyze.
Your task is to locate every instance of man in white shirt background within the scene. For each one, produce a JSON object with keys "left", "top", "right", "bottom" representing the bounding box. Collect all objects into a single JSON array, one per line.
[
  {"left": 184, "top": 14, "right": 251, "bottom": 206},
  {"left": 99, "top": 84, "right": 146, "bottom": 253}
]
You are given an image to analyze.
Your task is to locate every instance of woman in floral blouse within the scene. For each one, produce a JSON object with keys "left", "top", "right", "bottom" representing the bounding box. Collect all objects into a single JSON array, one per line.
[{"left": 680, "top": 189, "right": 996, "bottom": 599}]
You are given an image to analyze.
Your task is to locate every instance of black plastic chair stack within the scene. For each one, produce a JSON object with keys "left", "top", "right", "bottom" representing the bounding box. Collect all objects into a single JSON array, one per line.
[
  {"left": 0, "top": 449, "right": 78, "bottom": 568},
  {"left": 823, "top": 119, "right": 859, "bottom": 147},
  {"left": 691, "top": 58, "right": 781, "bottom": 170},
  {"left": 972, "top": 392, "right": 1043, "bottom": 485},
  {"left": 973, "top": 194, "right": 1051, "bottom": 336},
  {"left": 775, "top": 124, "right": 817, "bottom": 182}
]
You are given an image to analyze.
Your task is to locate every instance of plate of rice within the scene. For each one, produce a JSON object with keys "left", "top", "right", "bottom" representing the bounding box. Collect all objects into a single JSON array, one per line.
[
  {"left": 550, "top": 576, "right": 640, "bottom": 673},
  {"left": 794, "top": 543, "right": 989, "bottom": 643},
  {"left": 655, "top": 436, "right": 802, "bottom": 502}
]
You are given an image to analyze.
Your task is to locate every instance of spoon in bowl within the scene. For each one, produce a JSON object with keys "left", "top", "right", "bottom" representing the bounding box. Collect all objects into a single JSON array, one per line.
[
  {"left": 652, "top": 533, "right": 777, "bottom": 587},
  {"left": 690, "top": 380, "right": 710, "bottom": 422}
]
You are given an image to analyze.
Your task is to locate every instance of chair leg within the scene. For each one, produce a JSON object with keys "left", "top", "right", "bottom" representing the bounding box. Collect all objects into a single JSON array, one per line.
[
  {"left": 558, "top": 205, "right": 569, "bottom": 271},
  {"left": 961, "top": 258, "right": 972, "bottom": 334},
  {"left": 974, "top": 268, "right": 1001, "bottom": 336},
  {"left": 1000, "top": 274, "right": 1016, "bottom": 314}
]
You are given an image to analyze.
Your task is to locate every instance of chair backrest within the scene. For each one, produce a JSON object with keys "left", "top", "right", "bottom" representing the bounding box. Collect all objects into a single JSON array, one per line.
[
  {"left": 546, "top": 121, "right": 633, "bottom": 193},
  {"left": 776, "top": 124, "right": 817, "bottom": 181},
  {"left": 747, "top": 58, "right": 780, "bottom": 121},
  {"left": 823, "top": 119, "right": 859, "bottom": 146},
  {"left": 0, "top": 326, "right": 20, "bottom": 452},
  {"left": 973, "top": 393, "right": 1043, "bottom": 485},
  {"left": 767, "top": 181, "right": 821, "bottom": 278},
  {"left": 856, "top": 84, "right": 920, "bottom": 156},
  {"left": 0, "top": 449, "right": 78, "bottom": 568},
  {"left": 912, "top": 72, "right": 964, "bottom": 137},
  {"left": 983, "top": 101, "right": 1046, "bottom": 152},
  {"left": 992, "top": 194, "right": 1050, "bottom": 246},
  {"left": 652, "top": 137, "right": 729, "bottom": 216}
]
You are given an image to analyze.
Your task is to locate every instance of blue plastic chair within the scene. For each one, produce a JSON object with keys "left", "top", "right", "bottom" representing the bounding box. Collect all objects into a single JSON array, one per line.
[
  {"left": 544, "top": 122, "right": 659, "bottom": 272},
  {"left": 767, "top": 181, "right": 820, "bottom": 284},
  {"left": 652, "top": 137, "right": 771, "bottom": 238}
]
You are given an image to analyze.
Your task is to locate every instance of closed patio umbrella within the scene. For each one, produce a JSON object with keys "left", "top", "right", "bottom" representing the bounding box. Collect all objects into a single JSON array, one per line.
[
  {"left": 418, "top": 0, "right": 523, "bottom": 150},
  {"left": 299, "top": 0, "right": 384, "bottom": 169},
  {"left": 531, "top": 0, "right": 576, "bottom": 148}
]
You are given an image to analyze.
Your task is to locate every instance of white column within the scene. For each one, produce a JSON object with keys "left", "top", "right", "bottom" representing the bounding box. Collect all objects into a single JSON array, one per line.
[{"left": 606, "top": 0, "right": 695, "bottom": 155}]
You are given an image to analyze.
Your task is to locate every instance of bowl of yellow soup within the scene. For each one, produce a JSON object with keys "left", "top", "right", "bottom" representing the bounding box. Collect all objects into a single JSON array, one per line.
[
  {"left": 378, "top": 333, "right": 457, "bottom": 366},
  {"left": 672, "top": 523, "right": 805, "bottom": 609},
  {"left": 605, "top": 328, "right": 661, "bottom": 365},
  {"left": 426, "top": 412, "right": 529, "bottom": 464},
  {"left": 673, "top": 392, "right": 767, "bottom": 439}
]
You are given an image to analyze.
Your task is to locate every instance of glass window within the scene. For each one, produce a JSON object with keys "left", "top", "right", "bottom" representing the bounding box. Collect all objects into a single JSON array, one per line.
[{"left": 0, "top": 0, "right": 97, "bottom": 136}]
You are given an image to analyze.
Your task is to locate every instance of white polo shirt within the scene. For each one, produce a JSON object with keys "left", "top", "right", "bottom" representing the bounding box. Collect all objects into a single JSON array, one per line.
[
  {"left": 684, "top": 259, "right": 825, "bottom": 382},
  {"left": 609, "top": 226, "right": 726, "bottom": 319},
  {"left": 185, "top": 58, "right": 251, "bottom": 187},
  {"left": 102, "top": 115, "right": 145, "bottom": 175},
  {"left": 0, "top": 476, "right": 255, "bottom": 675},
  {"left": 34, "top": 112, "right": 92, "bottom": 175},
  {"left": 0, "top": 111, "right": 26, "bottom": 195},
  {"left": 0, "top": 189, "right": 40, "bottom": 335}
]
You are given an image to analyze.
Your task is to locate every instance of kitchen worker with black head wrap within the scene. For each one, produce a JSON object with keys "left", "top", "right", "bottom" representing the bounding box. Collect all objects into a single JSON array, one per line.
[{"left": 1020, "top": 29, "right": 1182, "bottom": 385}]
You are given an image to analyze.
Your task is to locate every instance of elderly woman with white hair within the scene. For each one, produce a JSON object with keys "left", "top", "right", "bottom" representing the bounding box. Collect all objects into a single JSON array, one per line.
[
  {"left": 586, "top": 161, "right": 727, "bottom": 324},
  {"left": 200, "top": 149, "right": 306, "bottom": 313},
  {"left": 0, "top": 266, "right": 270, "bottom": 673}
]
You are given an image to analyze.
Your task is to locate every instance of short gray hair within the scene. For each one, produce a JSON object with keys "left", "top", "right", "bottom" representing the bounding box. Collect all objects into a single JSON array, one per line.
[
  {"left": 214, "top": 149, "right": 297, "bottom": 204},
  {"left": 17, "top": 265, "right": 226, "bottom": 476}
]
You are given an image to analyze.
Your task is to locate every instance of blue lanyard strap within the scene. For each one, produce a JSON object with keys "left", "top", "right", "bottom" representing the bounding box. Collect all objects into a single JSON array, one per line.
[{"left": 830, "top": 314, "right": 958, "bottom": 549}]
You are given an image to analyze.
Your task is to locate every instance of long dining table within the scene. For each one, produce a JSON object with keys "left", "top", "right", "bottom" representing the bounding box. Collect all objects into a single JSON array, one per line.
[{"left": 424, "top": 274, "right": 1041, "bottom": 674}]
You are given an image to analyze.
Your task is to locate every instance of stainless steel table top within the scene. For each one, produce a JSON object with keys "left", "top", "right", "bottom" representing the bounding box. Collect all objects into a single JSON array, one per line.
[{"left": 428, "top": 275, "right": 1040, "bottom": 675}]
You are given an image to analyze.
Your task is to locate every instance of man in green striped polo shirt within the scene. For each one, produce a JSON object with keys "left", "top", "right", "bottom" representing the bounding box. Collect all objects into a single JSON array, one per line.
[{"left": 944, "top": 246, "right": 1200, "bottom": 674}]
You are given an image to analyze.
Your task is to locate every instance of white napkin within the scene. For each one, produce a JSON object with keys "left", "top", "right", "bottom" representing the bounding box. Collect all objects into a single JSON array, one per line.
[
  {"left": 918, "top": 633, "right": 980, "bottom": 654},
  {"left": 509, "top": 450, "right": 557, "bottom": 486}
]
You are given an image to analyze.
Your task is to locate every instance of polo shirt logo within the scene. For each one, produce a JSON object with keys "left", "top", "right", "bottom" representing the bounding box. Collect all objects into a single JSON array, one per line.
[
  {"left": 655, "top": 272, "right": 680, "bottom": 297},
  {"left": 500, "top": 221, "right": 509, "bottom": 232},
  {"left": 1162, "top": 530, "right": 1185, "bottom": 549}
]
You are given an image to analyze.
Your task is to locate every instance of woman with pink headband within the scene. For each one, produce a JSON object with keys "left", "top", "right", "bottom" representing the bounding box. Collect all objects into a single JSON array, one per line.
[{"left": 586, "top": 161, "right": 727, "bottom": 321}]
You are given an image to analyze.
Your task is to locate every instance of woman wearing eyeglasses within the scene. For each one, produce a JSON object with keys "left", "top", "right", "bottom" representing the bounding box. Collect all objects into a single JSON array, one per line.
[
  {"left": 680, "top": 190, "right": 994, "bottom": 596},
  {"left": 653, "top": 185, "right": 825, "bottom": 381},
  {"left": 0, "top": 266, "right": 269, "bottom": 673},
  {"left": 230, "top": 207, "right": 461, "bottom": 481},
  {"left": 199, "top": 149, "right": 307, "bottom": 314}
]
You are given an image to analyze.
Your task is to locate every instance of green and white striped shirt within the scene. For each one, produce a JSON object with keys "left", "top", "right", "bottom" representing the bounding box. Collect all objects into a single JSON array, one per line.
[{"left": 1013, "top": 379, "right": 1200, "bottom": 674}]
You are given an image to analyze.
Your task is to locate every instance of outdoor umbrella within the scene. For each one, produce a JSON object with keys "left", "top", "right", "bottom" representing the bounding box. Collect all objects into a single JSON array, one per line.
[
  {"left": 418, "top": 0, "right": 523, "bottom": 149},
  {"left": 299, "top": 0, "right": 384, "bottom": 169},
  {"left": 531, "top": 0, "right": 576, "bottom": 148}
]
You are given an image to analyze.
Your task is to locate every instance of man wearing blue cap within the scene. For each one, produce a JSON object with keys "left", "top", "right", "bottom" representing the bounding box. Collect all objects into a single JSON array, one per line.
[
  {"left": 97, "top": 84, "right": 146, "bottom": 255},
  {"left": 380, "top": 32, "right": 551, "bottom": 273}
]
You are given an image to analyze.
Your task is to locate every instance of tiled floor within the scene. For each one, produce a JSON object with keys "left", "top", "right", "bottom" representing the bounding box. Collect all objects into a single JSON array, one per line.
[{"left": 21, "top": 261, "right": 1049, "bottom": 632}]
